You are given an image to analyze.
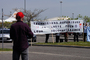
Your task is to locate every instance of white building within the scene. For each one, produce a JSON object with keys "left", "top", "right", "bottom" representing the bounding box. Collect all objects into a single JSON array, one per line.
[{"left": 46, "top": 16, "right": 70, "bottom": 21}]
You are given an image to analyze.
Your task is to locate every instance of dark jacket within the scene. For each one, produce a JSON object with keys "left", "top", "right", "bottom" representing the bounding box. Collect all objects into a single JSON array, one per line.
[{"left": 10, "top": 21, "right": 33, "bottom": 52}]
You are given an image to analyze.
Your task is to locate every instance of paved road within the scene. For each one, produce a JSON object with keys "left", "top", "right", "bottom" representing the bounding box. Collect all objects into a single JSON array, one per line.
[{"left": 0, "top": 46, "right": 90, "bottom": 60}]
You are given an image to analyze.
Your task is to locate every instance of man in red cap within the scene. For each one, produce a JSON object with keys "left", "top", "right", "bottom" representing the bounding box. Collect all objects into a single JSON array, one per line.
[{"left": 10, "top": 12, "right": 33, "bottom": 60}]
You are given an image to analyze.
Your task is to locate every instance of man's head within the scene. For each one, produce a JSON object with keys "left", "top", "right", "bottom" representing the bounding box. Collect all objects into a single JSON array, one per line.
[{"left": 16, "top": 12, "right": 24, "bottom": 21}]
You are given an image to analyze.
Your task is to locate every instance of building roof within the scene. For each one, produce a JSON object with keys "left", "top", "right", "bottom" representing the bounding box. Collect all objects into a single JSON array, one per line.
[{"left": 46, "top": 17, "right": 70, "bottom": 21}]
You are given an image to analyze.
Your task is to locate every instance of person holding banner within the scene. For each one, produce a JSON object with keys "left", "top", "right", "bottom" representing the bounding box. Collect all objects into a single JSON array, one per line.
[
  {"left": 56, "top": 33, "right": 60, "bottom": 43},
  {"left": 10, "top": 12, "right": 33, "bottom": 60},
  {"left": 74, "top": 33, "right": 79, "bottom": 42},
  {"left": 64, "top": 33, "right": 68, "bottom": 42},
  {"left": 45, "top": 34, "right": 49, "bottom": 43},
  {"left": 84, "top": 23, "right": 88, "bottom": 42}
]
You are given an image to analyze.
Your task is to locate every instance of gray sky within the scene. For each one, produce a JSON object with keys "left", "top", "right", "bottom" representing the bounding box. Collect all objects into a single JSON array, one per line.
[{"left": 0, "top": 0, "right": 90, "bottom": 20}]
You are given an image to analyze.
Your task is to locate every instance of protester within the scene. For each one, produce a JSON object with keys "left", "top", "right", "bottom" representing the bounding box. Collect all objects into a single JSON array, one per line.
[
  {"left": 45, "top": 34, "right": 49, "bottom": 43},
  {"left": 64, "top": 32, "right": 68, "bottom": 42},
  {"left": 56, "top": 33, "right": 60, "bottom": 43},
  {"left": 10, "top": 12, "right": 33, "bottom": 60},
  {"left": 84, "top": 23, "right": 88, "bottom": 42},
  {"left": 73, "top": 33, "right": 79, "bottom": 42}
]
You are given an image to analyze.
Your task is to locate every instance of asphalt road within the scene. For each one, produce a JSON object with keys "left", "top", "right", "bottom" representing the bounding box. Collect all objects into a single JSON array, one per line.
[
  {"left": 0, "top": 46, "right": 90, "bottom": 60},
  {"left": 0, "top": 35, "right": 89, "bottom": 60}
]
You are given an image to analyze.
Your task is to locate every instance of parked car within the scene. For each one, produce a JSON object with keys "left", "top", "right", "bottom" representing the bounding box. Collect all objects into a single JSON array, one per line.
[
  {"left": 28, "top": 27, "right": 37, "bottom": 42},
  {"left": 0, "top": 28, "right": 37, "bottom": 42},
  {"left": 27, "top": 34, "right": 37, "bottom": 42},
  {"left": 0, "top": 29, "right": 12, "bottom": 42}
]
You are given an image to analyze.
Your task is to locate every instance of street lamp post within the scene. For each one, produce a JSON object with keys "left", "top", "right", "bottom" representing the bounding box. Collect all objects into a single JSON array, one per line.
[
  {"left": 24, "top": 0, "right": 26, "bottom": 12},
  {"left": 72, "top": 13, "right": 74, "bottom": 20},
  {"left": 60, "top": 1, "right": 62, "bottom": 17},
  {"left": 2, "top": 9, "right": 4, "bottom": 50}
]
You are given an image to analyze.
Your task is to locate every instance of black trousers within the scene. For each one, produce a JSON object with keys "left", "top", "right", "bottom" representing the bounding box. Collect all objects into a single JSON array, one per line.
[
  {"left": 74, "top": 33, "right": 79, "bottom": 42},
  {"left": 13, "top": 48, "right": 29, "bottom": 60},
  {"left": 84, "top": 33, "right": 87, "bottom": 42},
  {"left": 64, "top": 33, "right": 67, "bottom": 42},
  {"left": 45, "top": 34, "right": 49, "bottom": 43},
  {"left": 56, "top": 35, "right": 60, "bottom": 43}
]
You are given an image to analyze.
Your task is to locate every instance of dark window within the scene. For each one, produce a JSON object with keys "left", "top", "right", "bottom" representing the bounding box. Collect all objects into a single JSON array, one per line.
[{"left": 0, "top": 30, "right": 10, "bottom": 34}]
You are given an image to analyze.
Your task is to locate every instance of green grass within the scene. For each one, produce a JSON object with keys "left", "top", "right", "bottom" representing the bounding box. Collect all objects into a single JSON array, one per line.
[
  {"left": 0, "top": 41, "right": 90, "bottom": 51},
  {"left": 0, "top": 48, "right": 12, "bottom": 51},
  {"left": 35, "top": 41, "right": 90, "bottom": 47}
]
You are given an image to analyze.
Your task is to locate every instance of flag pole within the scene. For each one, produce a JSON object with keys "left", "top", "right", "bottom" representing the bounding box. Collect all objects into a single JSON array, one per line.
[{"left": 2, "top": 8, "right": 4, "bottom": 50}]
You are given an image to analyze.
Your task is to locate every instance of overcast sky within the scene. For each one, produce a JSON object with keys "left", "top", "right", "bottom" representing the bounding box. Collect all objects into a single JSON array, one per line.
[{"left": 0, "top": 0, "right": 90, "bottom": 20}]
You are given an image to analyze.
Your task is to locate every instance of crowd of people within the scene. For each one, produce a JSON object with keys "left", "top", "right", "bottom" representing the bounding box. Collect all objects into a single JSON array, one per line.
[{"left": 45, "top": 23, "right": 88, "bottom": 43}]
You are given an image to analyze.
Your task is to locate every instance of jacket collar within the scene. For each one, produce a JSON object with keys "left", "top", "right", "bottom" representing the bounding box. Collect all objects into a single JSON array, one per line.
[{"left": 17, "top": 20, "right": 23, "bottom": 22}]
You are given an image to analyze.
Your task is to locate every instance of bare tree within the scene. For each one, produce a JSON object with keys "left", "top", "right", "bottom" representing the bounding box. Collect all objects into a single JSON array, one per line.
[{"left": 23, "top": 9, "right": 46, "bottom": 26}]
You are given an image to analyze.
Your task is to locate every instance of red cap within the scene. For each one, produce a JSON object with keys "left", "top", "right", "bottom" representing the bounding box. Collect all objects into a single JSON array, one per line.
[{"left": 16, "top": 12, "right": 24, "bottom": 18}]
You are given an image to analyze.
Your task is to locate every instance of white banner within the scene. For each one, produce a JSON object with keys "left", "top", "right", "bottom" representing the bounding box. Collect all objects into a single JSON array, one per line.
[
  {"left": 87, "top": 27, "right": 90, "bottom": 42},
  {"left": 31, "top": 20, "right": 83, "bottom": 35}
]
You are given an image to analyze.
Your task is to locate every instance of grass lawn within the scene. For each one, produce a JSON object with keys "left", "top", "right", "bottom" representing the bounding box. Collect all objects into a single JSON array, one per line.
[
  {"left": 0, "top": 48, "right": 12, "bottom": 51},
  {"left": 35, "top": 41, "right": 90, "bottom": 47},
  {"left": 0, "top": 41, "right": 90, "bottom": 51}
]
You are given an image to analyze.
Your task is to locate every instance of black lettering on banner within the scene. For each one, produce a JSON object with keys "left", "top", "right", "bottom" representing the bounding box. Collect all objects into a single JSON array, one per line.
[
  {"left": 35, "top": 22, "right": 37, "bottom": 25},
  {"left": 60, "top": 22, "right": 61, "bottom": 24},
  {"left": 69, "top": 29, "right": 80, "bottom": 31},
  {"left": 52, "top": 25, "right": 62, "bottom": 28},
  {"left": 54, "top": 22, "right": 55, "bottom": 24},
  {"left": 65, "top": 29, "right": 68, "bottom": 31},
  {"left": 44, "top": 26, "right": 46, "bottom": 28},
  {"left": 34, "top": 22, "right": 35, "bottom": 25},
  {"left": 51, "top": 26, "right": 53, "bottom": 28},
  {"left": 47, "top": 22, "right": 48, "bottom": 24},
  {"left": 77, "top": 21, "right": 78, "bottom": 23},
  {"left": 34, "top": 30, "right": 43, "bottom": 33},
  {"left": 58, "top": 30, "right": 60, "bottom": 32},
  {"left": 41, "top": 23, "right": 42, "bottom": 25},
  {"left": 60, "top": 25, "right": 61, "bottom": 28},
  {"left": 56, "top": 22, "right": 58, "bottom": 24},
  {"left": 65, "top": 25, "right": 68, "bottom": 27},
  {"left": 65, "top": 25, "right": 74, "bottom": 28},
  {"left": 51, "top": 29, "right": 66, "bottom": 32},
  {"left": 34, "top": 22, "right": 49, "bottom": 25},
  {"left": 79, "top": 21, "right": 80, "bottom": 23},
  {"left": 58, "top": 26, "right": 59, "bottom": 28},
  {"left": 42, "top": 26, "right": 46, "bottom": 28},
  {"left": 38, "top": 22, "right": 40, "bottom": 25},
  {"left": 71, "top": 21, "right": 73, "bottom": 23},
  {"left": 34, "top": 30, "right": 36, "bottom": 33},
  {"left": 68, "top": 21, "right": 70, "bottom": 24},
  {"left": 36, "top": 30, "right": 38, "bottom": 32}
]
